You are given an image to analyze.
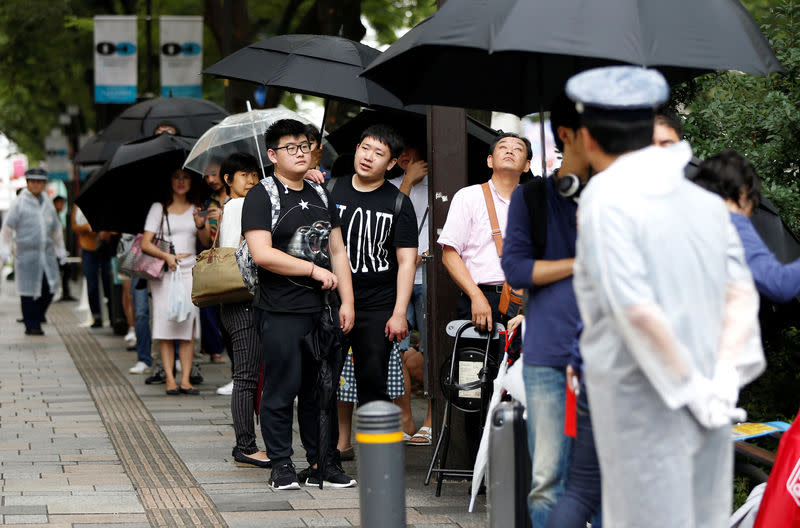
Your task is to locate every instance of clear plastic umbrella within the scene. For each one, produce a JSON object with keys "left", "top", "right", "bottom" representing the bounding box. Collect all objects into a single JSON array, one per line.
[{"left": 182, "top": 106, "right": 313, "bottom": 178}]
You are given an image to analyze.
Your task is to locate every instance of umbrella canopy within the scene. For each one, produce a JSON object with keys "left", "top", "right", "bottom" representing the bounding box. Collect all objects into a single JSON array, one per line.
[
  {"left": 326, "top": 107, "right": 499, "bottom": 185},
  {"left": 302, "top": 291, "right": 347, "bottom": 488},
  {"left": 75, "top": 97, "right": 228, "bottom": 165},
  {"left": 183, "top": 107, "right": 314, "bottom": 177},
  {"left": 75, "top": 134, "right": 202, "bottom": 233},
  {"left": 203, "top": 34, "right": 406, "bottom": 110},
  {"left": 361, "top": 0, "right": 784, "bottom": 116}
]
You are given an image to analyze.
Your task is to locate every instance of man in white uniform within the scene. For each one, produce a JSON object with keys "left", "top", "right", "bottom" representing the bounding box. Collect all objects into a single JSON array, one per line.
[
  {"left": 569, "top": 66, "right": 766, "bottom": 528},
  {"left": 0, "top": 168, "right": 66, "bottom": 335}
]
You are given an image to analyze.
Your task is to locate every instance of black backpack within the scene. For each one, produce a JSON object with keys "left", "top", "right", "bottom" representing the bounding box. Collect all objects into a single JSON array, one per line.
[{"left": 521, "top": 177, "right": 548, "bottom": 260}]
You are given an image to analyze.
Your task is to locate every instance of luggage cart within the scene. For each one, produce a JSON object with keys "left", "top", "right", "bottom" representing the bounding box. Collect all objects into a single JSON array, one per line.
[{"left": 426, "top": 319, "right": 504, "bottom": 496}]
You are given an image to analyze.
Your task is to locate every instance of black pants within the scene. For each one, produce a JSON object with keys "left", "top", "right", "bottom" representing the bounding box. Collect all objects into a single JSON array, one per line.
[
  {"left": 346, "top": 306, "right": 394, "bottom": 406},
  {"left": 256, "top": 309, "right": 338, "bottom": 466},
  {"left": 21, "top": 274, "right": 54, "bottom": 332}
]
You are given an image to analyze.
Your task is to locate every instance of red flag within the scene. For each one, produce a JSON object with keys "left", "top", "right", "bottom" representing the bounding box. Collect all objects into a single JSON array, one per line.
[{"left": 754, "top": 410, "right": 800, "bottom": 528}]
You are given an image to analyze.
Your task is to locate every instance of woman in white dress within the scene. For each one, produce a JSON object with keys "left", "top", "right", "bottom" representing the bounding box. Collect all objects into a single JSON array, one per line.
[
  {"left": 142, "top": 167, "right": 210, "bottom": 395},
  {"left": 216, "top": 153, "right": 272, "bottom": 467}
]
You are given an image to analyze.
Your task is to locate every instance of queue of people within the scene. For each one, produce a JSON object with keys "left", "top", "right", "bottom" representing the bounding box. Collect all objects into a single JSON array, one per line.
[{"left": 2, "top": 64, "right": 794, "bottom": 526}]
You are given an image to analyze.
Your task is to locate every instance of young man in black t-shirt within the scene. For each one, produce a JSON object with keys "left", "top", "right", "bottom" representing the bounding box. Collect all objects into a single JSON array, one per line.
[
  {"left": 241, "top": 119, "right": 355, "bottom": 490},
  {"left": 329, "top": 125, "right": 418, "bottom": 407}
]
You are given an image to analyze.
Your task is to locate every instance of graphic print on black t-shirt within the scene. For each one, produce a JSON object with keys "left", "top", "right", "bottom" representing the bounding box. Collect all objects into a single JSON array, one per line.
[
  {"left": 287, "top": 220, "right": 331, "bottom": 267},
  {"left": 241, "top": 178, "right": 339, "bottom": 313},
  {"left": 330, "top": 176, "right": 418, "bottom": 310}
]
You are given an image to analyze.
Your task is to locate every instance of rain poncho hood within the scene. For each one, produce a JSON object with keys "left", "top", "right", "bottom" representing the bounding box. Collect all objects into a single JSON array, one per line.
[{"left": 0, "top": 189, "right": 66, "bottom": 298}]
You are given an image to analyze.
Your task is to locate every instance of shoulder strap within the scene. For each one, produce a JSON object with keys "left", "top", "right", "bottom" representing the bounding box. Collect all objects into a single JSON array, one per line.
[
  {"left": 260, "top": 176, "right": 281, "bottom": 230},
  {"left": 522, "top": 178, "right": 548, "bottom": 260},
  {"left": 307, "top": 180, "right": 329, "bottom": 208},
  {"left": 325, "top": 176, "right": 339, "bottom": 195},
  {"left": 481, "top": 182, "right": 504, "bottom": 258}
]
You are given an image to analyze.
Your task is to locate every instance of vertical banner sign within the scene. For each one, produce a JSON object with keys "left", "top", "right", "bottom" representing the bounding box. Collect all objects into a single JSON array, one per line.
[
  {"left": 160, "top": 16, "right": 203, "bottom": 98},
  {"left": 45, "top": 129, "right": 71, "bottom": 182},
  {"left": 94, "top": 16, "right": 138, "bottom": 103}
]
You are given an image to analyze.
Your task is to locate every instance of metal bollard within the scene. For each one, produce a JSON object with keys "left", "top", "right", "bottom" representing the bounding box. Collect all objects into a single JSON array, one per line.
[{"left": 356, "top": 401, "right": 406, "bottom": 528}]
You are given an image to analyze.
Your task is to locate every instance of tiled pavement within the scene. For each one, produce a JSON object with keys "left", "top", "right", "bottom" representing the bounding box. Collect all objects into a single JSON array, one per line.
[{"left": 0, "top": 279, "right": 487, "bottom": 527}]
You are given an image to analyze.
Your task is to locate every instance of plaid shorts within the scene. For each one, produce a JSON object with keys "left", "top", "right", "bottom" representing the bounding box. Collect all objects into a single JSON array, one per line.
[{"left": 338, "top": 343, "right": 405, "bottom": 403}]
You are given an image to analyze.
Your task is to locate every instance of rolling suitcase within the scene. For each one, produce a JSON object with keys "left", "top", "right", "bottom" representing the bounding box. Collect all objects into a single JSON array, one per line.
[{"left": 488, "top": 400, "right": 532, "bottom": 528}]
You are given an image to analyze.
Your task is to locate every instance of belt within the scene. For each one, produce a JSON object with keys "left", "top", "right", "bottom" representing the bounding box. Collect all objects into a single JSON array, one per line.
[{"left": 478, "top": 284, "right": 504, "bottom": 294}]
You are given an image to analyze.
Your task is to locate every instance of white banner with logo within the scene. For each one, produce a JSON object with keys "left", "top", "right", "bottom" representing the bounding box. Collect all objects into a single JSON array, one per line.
[
  {"left": 94, "top": 15, "right": 138, "bottom": 103},
  {"left": 160, "top": 16, "right": 203, "bottom": 98},
  {"left": 45, "top": 129, "right": 71, "bottom": 182}
]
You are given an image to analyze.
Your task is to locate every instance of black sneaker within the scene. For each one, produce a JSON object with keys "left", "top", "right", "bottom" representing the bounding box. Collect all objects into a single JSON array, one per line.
[
  {"left": 299, "top": 461, "right": 356, "bottom": 488},
  {"left": 269, "top": 462, "right": 300, "bottom": 490},
  {"left": 145, "top": 365, "right": 166, "bottom": 385}
]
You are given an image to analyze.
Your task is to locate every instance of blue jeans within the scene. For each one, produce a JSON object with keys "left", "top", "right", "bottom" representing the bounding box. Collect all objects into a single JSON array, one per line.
[
  {"left": 131, "top": 278, "right": 152, "bottom": 366},
  {"left": 544, "top": 385, "right": 602, "bottom": 528},
  {"left": 523, "top": 364, "right": 573, "bottom": 528},
  {"left": 398, "top": 283, "right": 425, "bottom": 352},
  {"left": 81, "top": 248, "right": 111, "bottom": 320}
]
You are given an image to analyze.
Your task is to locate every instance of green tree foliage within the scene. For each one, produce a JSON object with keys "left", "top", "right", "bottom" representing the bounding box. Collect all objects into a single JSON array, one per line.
[
  {"left": 0, "top": 0, "right": 436, "bottom": 160},
  {"left": 677, "top": 2, "right": 800, "bottom": 232}
]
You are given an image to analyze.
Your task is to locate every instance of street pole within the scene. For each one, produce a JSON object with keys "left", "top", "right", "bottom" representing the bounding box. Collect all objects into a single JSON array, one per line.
[
  {"left": 356, "top": 402, "right": 405, "bottom": 528},
  {"left": 427, "top": 0, "right": 471, "bottom": 470}
]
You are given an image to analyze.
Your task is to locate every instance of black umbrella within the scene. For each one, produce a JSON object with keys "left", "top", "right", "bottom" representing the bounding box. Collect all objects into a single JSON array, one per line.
[
  {"left": 203, "top": 34, "right": 408, "bottom": 132},
  {"left": 75, "top": 134, "right": 202, "bottom": 233},
  {"left": 361, "top": 0, "right": 783, "bottom": 116},
  {"left": 75, "top": 97, "right": 228, "bottom": 165},
  {"left": 302, "top": 291, "right": 347, "bottom": 489},
  {"left": 326, "top": 107, "right": 499, "bottom": 185}
]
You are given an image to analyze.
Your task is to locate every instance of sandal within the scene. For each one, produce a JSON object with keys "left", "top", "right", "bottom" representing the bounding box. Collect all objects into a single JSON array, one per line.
[{"left": 407, "top": 426, "right": 432, "bottom": 446}]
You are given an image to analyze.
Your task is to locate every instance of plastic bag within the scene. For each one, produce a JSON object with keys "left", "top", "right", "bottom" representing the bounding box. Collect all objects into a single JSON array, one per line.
[{"left": 166, "top": 270, "right": 191, "bottom": 323}]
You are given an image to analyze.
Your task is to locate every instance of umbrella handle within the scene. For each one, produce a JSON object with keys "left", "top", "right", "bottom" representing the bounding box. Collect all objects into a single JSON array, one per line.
[{"left": 246, "top": 100, "right": 268, "bottom": 180}]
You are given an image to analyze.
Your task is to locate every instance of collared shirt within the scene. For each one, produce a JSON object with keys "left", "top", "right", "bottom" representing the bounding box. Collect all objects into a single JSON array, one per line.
[
  {"left": 437, "top": 179, "right": 509, "bottom": 285},
  {"left": 388, "top": 174, "right": 429, "bottom": 285}
]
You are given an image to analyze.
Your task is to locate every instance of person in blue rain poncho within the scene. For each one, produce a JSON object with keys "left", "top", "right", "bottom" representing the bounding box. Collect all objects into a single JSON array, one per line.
[
  {"left": 0, "top": 168, "right": 67, "bottom": 335},
  {"left": 568, "top": 67, "right": 766, "bottom": 528}
]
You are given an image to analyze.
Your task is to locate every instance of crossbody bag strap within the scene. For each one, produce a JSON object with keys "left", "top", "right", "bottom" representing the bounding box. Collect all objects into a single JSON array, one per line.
[
  {"left": 481, "top": 182, "right": 503, "bottom": 258},
  {"left": 418, "top": 206, "right": 429, "bottom": 237}
]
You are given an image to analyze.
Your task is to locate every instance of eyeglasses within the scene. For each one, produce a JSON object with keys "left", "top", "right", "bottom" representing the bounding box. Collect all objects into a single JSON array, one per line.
[{"left": 273, "top": 142, "right": 311, "bottom": 156}]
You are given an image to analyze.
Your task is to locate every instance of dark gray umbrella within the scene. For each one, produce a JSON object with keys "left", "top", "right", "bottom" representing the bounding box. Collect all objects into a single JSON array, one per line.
[
  {"left": 361, "top": 0, "right": 783, "bottom": 116},
  {"left": 75, "top": 97, "right": 228, "bottom": 165},
  {"left": 75, "top": 134, "right": 203, "bottom": 233},
  {"left": 203, "top": 34, "right": 406, "bottom": 110},
  {"left": 302, "top": 291, "right": 347, "bottom": 489}
]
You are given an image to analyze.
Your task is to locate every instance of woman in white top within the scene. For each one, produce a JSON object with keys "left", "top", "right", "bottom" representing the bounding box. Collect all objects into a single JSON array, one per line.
[
  {"left": 142, "top": 167, "right": 210, "bottom": 395},
  {"left": 215, "top": 153, "right": 271, "bottom": 467}
]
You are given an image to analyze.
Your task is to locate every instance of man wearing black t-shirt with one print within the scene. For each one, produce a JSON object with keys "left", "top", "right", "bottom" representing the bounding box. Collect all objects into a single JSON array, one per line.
[
  {"left": 329, "top": 125, "right": 418, "bottom": 407},
  {"left": 241, "top": 119, "right": 355, "bottom": 491}
]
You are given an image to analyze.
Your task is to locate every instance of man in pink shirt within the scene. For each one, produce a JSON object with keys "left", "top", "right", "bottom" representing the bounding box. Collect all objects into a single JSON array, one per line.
[{"left": 438, "top": 132, "right": 532, "bottom": 331}]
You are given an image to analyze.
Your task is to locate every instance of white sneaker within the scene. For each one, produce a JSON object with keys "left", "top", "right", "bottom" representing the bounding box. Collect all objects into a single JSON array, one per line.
[
  {"left": 175, "top": 360, "right": 182, "bottom": 372},
  {"left": 216, "top": 381, "right": 234, "bottom": 395},
  {"left": 124, "top": 328, "right": 136, "bottom": 343},
  {"left": 129, "top": 361, "right": 152, "bottom": 374}
]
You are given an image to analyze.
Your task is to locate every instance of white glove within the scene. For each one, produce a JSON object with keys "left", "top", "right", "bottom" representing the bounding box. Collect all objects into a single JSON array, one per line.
[
  {"left": 686, "top": 373, "right": 746, "bottom": 429},
  {"left": 712, "top": 360, "right": 740, "bottom": 408}
]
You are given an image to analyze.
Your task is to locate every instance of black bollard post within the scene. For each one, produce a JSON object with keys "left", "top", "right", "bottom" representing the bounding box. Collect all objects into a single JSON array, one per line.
[{"left": 356, "top": 401, "right": 406, "bottom": 528}]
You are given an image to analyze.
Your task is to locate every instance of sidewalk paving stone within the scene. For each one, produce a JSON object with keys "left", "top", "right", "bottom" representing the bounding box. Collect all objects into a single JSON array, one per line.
[{"left": 0, "top": 283, "right": 487, "bottom": 527}]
